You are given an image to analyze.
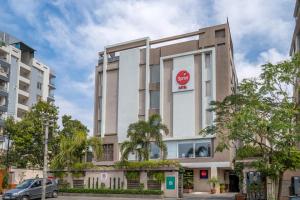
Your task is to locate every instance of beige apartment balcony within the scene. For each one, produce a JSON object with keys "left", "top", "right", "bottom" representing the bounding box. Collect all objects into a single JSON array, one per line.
[
  {"left": 17, "top": 103, "right": 29, "bottom": 112},
  {"left": 18, "top": 89, "right": 29, "bottom": 98},
  {"left": 19, "top": 76, "right": 30, "bottom": 85},
  {"left": 20, "top": 61, "right": 31, "bottom": 72}
]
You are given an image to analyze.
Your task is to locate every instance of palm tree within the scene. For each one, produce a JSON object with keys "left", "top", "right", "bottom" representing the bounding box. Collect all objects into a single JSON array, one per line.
[
  {"left": 51, "top": 131, "right": 102, "bottom": 187},
  {"left": 120, "top": 114, "right": 169, "bottom": 161}
]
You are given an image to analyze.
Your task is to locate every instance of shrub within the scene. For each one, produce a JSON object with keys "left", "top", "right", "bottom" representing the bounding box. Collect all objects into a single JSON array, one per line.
[
  {"left": 58, "top": 188, "right": 163, "bottom": 195},
  {"left": 2, "top": 171, "right": 9, "bottom": 189},
  {"left": 115, "top": 160, "right": 180, "bottom": 170}
]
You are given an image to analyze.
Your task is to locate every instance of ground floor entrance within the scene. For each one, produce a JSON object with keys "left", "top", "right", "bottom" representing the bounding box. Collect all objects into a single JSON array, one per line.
[{"left": 181, "top": 166, "right": 236, "bottom": 194}]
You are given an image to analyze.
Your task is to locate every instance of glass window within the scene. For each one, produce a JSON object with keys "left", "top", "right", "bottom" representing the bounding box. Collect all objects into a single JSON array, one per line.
[
  {"left": 205, "top": 81, "right": 211, "bottom": 96},
  {"left": 150, "top": 91, "right": 160, "bottom": 109},
  {"left": 150, "top": 143, "right": 160, "bottom": 159},
  {"left": 37, "top": 82, "right": 42, "bottom": 90},
  {"left": 178, "top": 143, "right": 194, "bottom": 158},
  {"left": 205, "top": 53, "right": 211, "bottom": 68},
  {"left": 102, "top": 144, "right": 114, "bottom": 161},
  {"left": 150, "top": 65, "right": 160, "bottom": 83},
  {"left": 206, "top": 110, "right": 213, "bottom": 125},
  {"left": 195, "top": 142, "right": 211, "bottom": 157}
]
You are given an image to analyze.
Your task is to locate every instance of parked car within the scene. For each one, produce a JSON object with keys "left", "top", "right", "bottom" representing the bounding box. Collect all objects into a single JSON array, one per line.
[{"left": 2, "top": 178, "right": 58, "bottom": 200}]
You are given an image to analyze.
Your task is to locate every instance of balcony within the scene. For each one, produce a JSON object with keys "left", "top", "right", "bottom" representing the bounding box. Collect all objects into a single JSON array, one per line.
[
  {"left": 19, "top": 76, "right": 30, "bottom": 85},
  {"left": 18, "top": 89, "right": 29, "bottom": 98},
  {"left": 0, "top": 85, "right": 8, "bottom": 97},
  {"left": 47, "top": 92, "right": 55, "bottom": 102},
  {"left": 20, "top": 62, "right": 31, "bottom": 72},
  {"left": 18, "top": 103, "right": 29, "bottom": 112},
  {"left": 0, "top": 104, "right": 7, "bottom": 112},
  {"left": 0, "top": 66, "right": 9, "bottom": 82}
]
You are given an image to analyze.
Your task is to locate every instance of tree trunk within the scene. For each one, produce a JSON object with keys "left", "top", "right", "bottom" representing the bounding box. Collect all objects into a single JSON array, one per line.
[{"left": 277, "top": 171, "right": 284, "bottom": 200}]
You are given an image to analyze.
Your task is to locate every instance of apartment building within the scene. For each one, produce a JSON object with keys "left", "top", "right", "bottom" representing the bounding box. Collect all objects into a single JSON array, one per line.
[
  {"left": 94, "top": 23, "right": 237, "bottom": 192},
  {"left": 0, "top": 32, "right": 55, "bottom": 148}
]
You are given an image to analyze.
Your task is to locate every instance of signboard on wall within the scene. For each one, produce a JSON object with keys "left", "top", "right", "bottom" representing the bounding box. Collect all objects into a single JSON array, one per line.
[
  {"left": 100, "top": 173, "right": 108, "bottom": 181},
  {"left": 172, "top": 65, "right": 194, "bottom": 92},
  {"left": 166, "top": 176, "right": 176, "bottom": 190},
  {"left": 200, "top": 170, "right": 208, "bottom": 179}
]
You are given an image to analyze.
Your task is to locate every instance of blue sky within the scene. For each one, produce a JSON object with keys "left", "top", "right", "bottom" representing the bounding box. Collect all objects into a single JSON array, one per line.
[{"left": 0, "top": 0, "right": 295, "bottom": 133}]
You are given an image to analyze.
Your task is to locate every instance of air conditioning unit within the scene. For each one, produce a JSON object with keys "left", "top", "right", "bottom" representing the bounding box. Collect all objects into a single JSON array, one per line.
[{"left": 291, "top": 176, "right": 300, "bottom": 196}]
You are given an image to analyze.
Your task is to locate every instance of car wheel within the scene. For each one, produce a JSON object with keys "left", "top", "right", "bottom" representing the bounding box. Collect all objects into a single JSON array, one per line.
[
  {"left": 52, "top": 190, "right": 58, "bottom": 198},
  {"left": 21, "top": 196, "right": 30, "bottom": 200}
]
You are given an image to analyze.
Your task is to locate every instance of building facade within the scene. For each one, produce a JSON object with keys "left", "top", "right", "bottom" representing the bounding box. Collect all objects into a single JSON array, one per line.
[
  {"left": 286, "top": 0, "right": 300, "bottom": 199},
  {"left": 94, "top": 23, "right": 237, "bottom": 192},
  {"left": 0, "top": 32, "right": 55, "bottom": 148}
]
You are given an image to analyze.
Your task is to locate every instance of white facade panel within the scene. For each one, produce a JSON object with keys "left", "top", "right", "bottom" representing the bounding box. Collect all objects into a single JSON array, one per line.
[
  {"left": 172, "top": 55, "right": 195, "bottom": 138},
  {"left": 117, "top": 48, "right": 140, "bottom": 143}
]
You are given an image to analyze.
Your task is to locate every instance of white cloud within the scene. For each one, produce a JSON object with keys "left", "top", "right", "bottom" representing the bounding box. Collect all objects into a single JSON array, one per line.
[
  {"left": 235, "top": 48, "right": 289, "bottom": 81},
  {"left": 4, "top": 0, "right": 294, "bottom": 135},
  {"left": 213, "top": 0, "right": 293, "bottom": 50},
  {"left": 55, "top": 95, "right": 93, "bottom": 134}
]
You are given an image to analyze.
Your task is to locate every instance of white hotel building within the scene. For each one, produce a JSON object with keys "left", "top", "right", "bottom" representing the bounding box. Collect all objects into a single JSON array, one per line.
[{"left": 94, "top": 23, "right": 238, "bottom": 192}]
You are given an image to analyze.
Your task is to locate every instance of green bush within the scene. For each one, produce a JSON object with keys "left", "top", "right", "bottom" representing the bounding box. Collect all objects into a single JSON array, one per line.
[
  {"left": 115, "top": 160, "right": 180, "bottom": 170},
  {"left": 2, "top": 171, "right": 9, "bottom": 189},
  {"left": 59, "top": 188, "right": 163, "bottom": 195}
]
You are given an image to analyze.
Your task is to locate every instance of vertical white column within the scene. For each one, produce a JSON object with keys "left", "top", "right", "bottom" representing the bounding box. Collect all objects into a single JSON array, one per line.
[
  {"left": 145, "top": 38, "right": 150, "bottom": 120},
  {"left": 101, "top": 50, "right": 107, "bottom": 137},
  {"left": 159, "top": 58, "right": 164, "bottom": 120}
]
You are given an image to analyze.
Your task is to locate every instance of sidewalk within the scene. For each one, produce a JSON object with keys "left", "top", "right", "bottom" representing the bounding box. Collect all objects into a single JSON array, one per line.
[{"left": 183, "top": 192, "right": 236, "bottom": 199}]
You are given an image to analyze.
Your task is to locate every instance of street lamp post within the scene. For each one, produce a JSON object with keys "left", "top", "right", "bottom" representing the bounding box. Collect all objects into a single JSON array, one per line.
[{"left": 42, "top": 117, "right": 49, "bottom": 200}]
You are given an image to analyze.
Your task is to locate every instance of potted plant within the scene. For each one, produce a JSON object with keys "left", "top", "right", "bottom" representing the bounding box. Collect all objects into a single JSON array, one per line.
[
  {"left": 220, "top": 183, "right": 225, "bottom": 193},
  {"left": 208, "top": 177, "right": 219, "bottom": 194},
  {"left": 183, "top": 178, "right": 193, "bottom": 193}
]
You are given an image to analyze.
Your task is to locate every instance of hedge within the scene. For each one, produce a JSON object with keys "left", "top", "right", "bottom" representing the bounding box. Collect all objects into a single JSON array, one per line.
[
  {"left": 115, "top": 160, "right": 180, "bottom": 170},
  {"left": 59, "top": 188, "right": 163, "bottom": 195}
]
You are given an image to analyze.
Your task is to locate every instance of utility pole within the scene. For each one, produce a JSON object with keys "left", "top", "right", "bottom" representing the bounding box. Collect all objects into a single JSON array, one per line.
[
  {"left": 5, "top": 132, "right": 10, "bottom": 170},
  {"left": 42, "top": 119, "right": 49, "bottom": 200}
]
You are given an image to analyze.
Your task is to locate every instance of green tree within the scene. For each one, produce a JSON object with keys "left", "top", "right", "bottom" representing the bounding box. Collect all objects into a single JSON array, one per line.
[
  {"left": 201, "top": 54, "right": 300, "bottom": 200},
  {"left": 50, "top": 115, "right": 102, "bottom": 184},
  {"left": 121, "top": 114, "right": 169, "bottom": 161},
  {"left": 4, "top": 101, "right": 59, "bottom": 168}
]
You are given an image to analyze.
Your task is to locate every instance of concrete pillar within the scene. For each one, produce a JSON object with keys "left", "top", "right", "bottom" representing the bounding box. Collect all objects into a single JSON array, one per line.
[{"left": 140, "top": 171, "right": 148, "bottom": 190}]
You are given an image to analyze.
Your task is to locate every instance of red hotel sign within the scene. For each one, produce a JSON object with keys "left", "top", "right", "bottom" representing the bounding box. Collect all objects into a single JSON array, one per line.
[{"left": 176, "top": 70, "right": 190, "bottom": 89}]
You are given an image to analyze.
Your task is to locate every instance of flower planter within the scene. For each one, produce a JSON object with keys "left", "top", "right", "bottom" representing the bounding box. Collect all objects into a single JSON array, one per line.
[
  {"left": 183, "top": 188, "right": 193, "bottom": 193},
  {"left": 235, "top": 193, "right": 246, "bottom": 200},
  {"left": 210, "top": 188, "right": 216, "bottom": 194}
]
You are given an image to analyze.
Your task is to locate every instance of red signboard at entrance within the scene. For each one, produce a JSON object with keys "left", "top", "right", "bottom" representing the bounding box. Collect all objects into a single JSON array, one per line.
[{"left": 200, "top": 170, "right": 208, "bottom": 179}]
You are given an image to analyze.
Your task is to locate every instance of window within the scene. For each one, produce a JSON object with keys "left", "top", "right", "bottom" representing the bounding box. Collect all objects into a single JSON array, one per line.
[
  {"left": 205, "top": 81, "right": 211, "bottom": 96},
  {"left": 32, "top": 180, "right": 42, "bottom": 188},
  {"left": 215, "top": 29, "right": 225, "bottom": 38},
  {"left": 150, "top": 91, "right": 160, "bottom": 109},
  {"left": 46, "top": 179, "right": 52, "bottom": 185},
  {"left": 178, "top": 143, "right": 194, "bottom": 158},
  {"left": 206, "top": 110, "right": 213, "bottom": 125},
  {"left": 150, "top": 65, "right": 160, "bottom": 83},
  {"left": 205, "top": 53, "right": 211, "bottom": 68},
  {"left": 150, "top": 143, "right": 160, "bottom": 159},
  {"left": 103, "top": 144, "right": 114, "bottom": 161},
  {"left": 37, "top": 82, "right": 42, "bottom": 90},
  {"left": 195, "top": 142, "right": 211, "bottom": 157}
]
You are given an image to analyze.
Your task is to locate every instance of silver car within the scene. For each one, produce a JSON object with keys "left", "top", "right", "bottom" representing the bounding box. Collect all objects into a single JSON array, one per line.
[{"left": 2, "top": 178, "right": 58, "bottom": 200}]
